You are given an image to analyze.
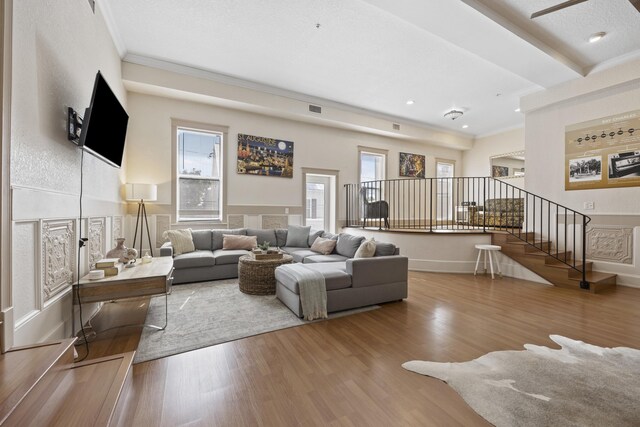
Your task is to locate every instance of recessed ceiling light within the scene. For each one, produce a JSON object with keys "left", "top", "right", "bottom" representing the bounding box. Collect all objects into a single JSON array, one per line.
[
  {"left": 588, "top": 32, "right": 606, "bottom": 43},
  {"left": 406, "top": 99, "right": 415, "bottom": 105},
  {"left": 462, "top": 124, "right": 469, "bottom": 129},
  {"left": 515, "top": 108, "right": 521, "bottom": 112}
]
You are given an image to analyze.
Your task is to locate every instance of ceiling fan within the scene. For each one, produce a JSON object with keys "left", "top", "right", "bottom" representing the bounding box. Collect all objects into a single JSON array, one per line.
[{"left": 531, "top": 0, "right": 640, "bottom": 19}]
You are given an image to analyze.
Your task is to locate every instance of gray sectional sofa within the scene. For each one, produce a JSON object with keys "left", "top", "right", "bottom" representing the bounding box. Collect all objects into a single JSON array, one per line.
[{"left": 160, "top": 227, "right": 408, "bottom": 317}]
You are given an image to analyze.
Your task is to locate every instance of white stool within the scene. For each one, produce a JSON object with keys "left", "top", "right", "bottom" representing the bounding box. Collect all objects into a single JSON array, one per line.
[{"left": 474, "top": 244, "right": 502, "bottom": 279}]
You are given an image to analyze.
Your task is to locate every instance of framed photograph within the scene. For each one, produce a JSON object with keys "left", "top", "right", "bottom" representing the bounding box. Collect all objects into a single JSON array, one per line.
[
  {"left": 237, "top": 133, "right": 294, "bottom": 178},
  {"left": 491, "top": 165, "right": 509, "bottom": 178},
  {"left": 568, "top": 156, "right": 602, "bottom": 182},
  {"left": 399, "top": 152, "right": 425, "bottom": 178}
]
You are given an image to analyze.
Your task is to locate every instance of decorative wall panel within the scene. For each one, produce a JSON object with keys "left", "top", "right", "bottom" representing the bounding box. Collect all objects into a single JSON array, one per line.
[
  {"left": 42, "top": 219, "right": 75, "bottom": 301},
  {"left": 586, "top": 225, "right": 633, "bottom": 264},
  {"left": 261, "top": 215, "right": 288, "bottom": 229},
  {"left": 12, "top": 222, "right": 39, "bottom": 326},
  {"left": 112, "top": 215, "right": 123, "bottom": 244},
  {"left": 155, "top": 215, "right": 171, "bottom": 248},
  {"left": 227, "top": 214, "right": 245, "bottom": 229},
  {"left": 89, "top": 217, "right": 105, "bottom": 270}
]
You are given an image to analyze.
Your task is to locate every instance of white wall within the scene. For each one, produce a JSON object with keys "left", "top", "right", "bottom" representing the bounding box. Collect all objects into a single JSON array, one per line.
[
  {"left": 462, "top": 127, "right": 525, "bottom": 188},
  {"left": 125, "top": 91, "right": 463, "bottom": 236},
  {"left": 522, "top": 59, "right": 640, "bottom": 287},
  {"left": 6, "top": 0, "right": 126, "bottom": 348}
]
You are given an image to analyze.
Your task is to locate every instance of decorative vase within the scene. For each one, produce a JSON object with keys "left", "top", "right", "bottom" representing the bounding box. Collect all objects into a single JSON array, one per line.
[{"left": 106, "top": 238, "right": 127, "bottom": 261}]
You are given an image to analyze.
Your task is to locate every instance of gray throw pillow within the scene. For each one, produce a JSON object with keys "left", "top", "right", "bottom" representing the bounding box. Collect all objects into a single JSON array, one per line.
[
  {"left": 286, "top": 225, "right": 311, "bottom": 248},
  {"left": 308, "top": 229, "right": 324, "bottom": 246},
  {"left": 275, "top": 229, "right": 288, "bottom": 247},
  {"left": 374, "top": 242, "right": 397, "bottom": 257},
  {"left": 322, "top": 231, "right": 339, "bottom": 241},
  {"left": 246, "top": 228, "right": 277, "bottom": 247},
  {"left": 212, "top": 228, "right": 247, "bottom": 250},
  {"left": 335, "top": 233, "right": 365, "bottom": 258},
  {"left": 191, "top": 229, "right": 213, "bottom": 250}
]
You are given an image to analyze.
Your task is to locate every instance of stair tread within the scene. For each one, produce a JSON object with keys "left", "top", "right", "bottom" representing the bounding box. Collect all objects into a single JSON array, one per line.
[
  {"left": 570, "top": 271, "right": 617, "bottom": 283},
  {"left": 0, "top": 339, "right": 76, "bottom": 424},
  {"left": 3, "top": 351, "right": 135, "bottom": 427}
]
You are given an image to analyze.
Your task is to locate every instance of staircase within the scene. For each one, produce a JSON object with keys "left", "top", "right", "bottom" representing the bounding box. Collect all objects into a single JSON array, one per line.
[
  {"left": 493, "top": 232, "right": 617, "bottom": 293},
  {"left": 0, "top": 338, "right": 133, "bottom": 426}
]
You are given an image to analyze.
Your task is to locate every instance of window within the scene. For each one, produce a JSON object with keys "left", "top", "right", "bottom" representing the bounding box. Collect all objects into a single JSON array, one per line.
[
  {"left": 359, "top": 150, "right": 386, "bottom": 202},
  {"left": 177, "top": 128, "right": 223, "bottom": 221}
]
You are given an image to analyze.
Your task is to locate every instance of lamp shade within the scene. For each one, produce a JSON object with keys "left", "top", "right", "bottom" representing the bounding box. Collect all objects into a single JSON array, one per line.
[{"left": 125, "top": 183, "right": 157, "bottom": 202}]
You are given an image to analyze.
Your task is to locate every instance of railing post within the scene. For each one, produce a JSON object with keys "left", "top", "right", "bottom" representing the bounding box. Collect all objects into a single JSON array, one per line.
[
  {"left": 429, "top": 178, "right": 433, "bottom": 232},
  {"left": 482, "top": 177, "right": 487, "bottom": 232},
  {"left": 580, "top": 215, "right": 590, "bottom": 290}
]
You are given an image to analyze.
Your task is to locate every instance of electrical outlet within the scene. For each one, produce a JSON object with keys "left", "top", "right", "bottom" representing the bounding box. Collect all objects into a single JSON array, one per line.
[
  {"left": 583, "top": 201, "right": 595, "bottom": 210},
  {"left": 284, "top": 208, "right": 289, "bottom": 214}
]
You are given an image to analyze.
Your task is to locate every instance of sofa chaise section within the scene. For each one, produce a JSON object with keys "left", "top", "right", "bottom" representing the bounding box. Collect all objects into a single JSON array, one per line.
[{"left": 275, "top": 255, "right": 408, "bottom": 317}]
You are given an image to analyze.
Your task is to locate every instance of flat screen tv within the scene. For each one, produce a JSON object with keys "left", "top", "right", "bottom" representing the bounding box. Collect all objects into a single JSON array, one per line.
[{"left": 79, "top": 71, "right": 129, "bottom": 168}]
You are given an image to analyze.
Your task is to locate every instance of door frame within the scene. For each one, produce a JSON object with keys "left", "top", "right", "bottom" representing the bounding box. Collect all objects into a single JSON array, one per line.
[{"left": 1, "top": 0, "right": 13, "bottom": 352}]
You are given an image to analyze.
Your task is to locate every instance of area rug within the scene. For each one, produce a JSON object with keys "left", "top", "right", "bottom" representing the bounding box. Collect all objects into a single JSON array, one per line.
[
  {"left": 403, "top": 335, "right": 640, "bottom": 427},
  {"left": 134, "top": 279, "right": 378, "bottom": 363}
]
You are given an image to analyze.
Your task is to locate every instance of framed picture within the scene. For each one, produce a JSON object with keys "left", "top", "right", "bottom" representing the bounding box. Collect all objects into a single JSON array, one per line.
[
  {"left": 565, "top": 109, "right": 640, "bottom": 190},
  {"left": 491, "top": 165, "right": 509, "bottom": 178},
  {"left": 237, "top": 133, "right": 294, "bottom": 178},
  {"left": 399, "top": 152, "right": 425, "bottom": 178}
]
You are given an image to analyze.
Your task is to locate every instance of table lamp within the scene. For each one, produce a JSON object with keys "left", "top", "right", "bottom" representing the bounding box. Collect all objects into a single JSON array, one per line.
[{"left": 125, "top": 183, "right": 158, "bottom": 257}]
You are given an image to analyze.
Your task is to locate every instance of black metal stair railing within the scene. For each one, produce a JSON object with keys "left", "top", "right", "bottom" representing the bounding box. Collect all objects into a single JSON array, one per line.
[{"left": 345, "top": 177, "right": 591, "bottom": 289}]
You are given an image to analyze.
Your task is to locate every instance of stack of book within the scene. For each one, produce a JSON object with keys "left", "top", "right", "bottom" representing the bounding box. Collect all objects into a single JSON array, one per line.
[{"left": 94, "top": 258, "right": 123, "bottom": 276}]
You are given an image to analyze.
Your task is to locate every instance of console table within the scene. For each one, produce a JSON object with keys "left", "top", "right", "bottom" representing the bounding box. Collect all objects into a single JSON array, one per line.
[{"left": 74, "top": 257, "right": 174, "bottom": 330}]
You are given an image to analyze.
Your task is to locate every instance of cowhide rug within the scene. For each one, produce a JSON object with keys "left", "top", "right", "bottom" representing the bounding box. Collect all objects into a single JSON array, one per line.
[{"left": 402, "top": 335, "right": 640, "bottom": 427}]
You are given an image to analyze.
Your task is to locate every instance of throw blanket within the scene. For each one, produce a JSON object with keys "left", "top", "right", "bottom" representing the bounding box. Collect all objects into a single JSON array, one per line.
[{"left": 280, "top": 264, "right": 327, "bottom": 320}]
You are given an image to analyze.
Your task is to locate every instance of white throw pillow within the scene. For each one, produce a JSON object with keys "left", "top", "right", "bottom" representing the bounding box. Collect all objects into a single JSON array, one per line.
[
  {"left": 163, "top": 229, "right": 195, "bottom": 255},
  {"left": 354, "top": 238, "right": 376, "bottom": 258},
  {"left": 310, "top": 236, "right": 337, "bottom": 255}
]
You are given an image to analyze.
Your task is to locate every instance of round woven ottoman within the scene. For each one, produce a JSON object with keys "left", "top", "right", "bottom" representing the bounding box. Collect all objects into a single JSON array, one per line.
[{"left": 238, "top": 254, "right": 293, "bottom": 295}]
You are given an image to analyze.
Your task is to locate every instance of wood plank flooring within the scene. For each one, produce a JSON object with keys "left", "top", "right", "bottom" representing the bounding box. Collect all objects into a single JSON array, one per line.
[{"left": 94, "top": 272, "right": 640, "bottom": 427}]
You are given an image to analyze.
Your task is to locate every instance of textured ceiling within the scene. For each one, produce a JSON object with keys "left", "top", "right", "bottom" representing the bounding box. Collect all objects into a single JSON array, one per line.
[{"left": 101, "top": 0, "right": 640, "bottom": 137}]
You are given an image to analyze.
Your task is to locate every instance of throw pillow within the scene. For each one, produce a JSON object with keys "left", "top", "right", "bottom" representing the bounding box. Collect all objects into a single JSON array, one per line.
[
  {"left": 285, "top": 225, "right": 311, "bottom": 248},
  {"left": 163, "top": 229, "right": 195, "bottom": 255},
  {"left": 335, "top": 233, "right": 365, "bottom": 258},
  {"left": 212, "top": 228, "right": 246, "bottom": 250},
  {"left": 308, "top": 229, "right": 324, "bottom": 246},
  {"left": 222, "top": 234, "right": 257, "bottom": 250},
  {"left": 310, "top": 236, "right": 337, "bottom": 255},
  {"left": 354, "top": 238, "right": 376, "bottom": 258}
]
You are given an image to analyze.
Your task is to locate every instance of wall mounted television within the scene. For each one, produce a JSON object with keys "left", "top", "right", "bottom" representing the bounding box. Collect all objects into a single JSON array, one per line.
[{"left": 79, "top": 71, "right": 129, "bottom": 168}]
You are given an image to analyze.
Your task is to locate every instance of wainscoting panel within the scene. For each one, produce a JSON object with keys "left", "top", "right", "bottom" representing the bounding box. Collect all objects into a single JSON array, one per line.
[
  {"left": 89, "top": 217, "right": 106, "bottom": 270},
  {"left": 586, "top": 225, "right": 633, "bottom": 264},
  {"left": 41, "top": 219, "right": 76, "bottom": 303},
  {"left": 261, "top": 215, "right": 288, "bottom": 229},
  {"left": 12, "top": 221, "right": 40, "bottom": 327},
  {"left": 155, "top": 214, "right": 171, "bottom": 249},
  {"left": 112, "top": 215, "right": 123, "bottom": 243},
  {"left": 227, "top": 214, "right": 245, "bottom": 229}
]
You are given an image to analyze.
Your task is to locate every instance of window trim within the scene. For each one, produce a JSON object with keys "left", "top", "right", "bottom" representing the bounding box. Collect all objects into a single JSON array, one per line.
[{"left": 171, "top": 119, "right": 228, "bottom": 224}]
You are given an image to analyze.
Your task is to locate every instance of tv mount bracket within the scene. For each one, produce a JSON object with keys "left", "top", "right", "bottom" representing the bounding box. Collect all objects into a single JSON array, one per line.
[{"left": 67, "top": 107, "right": 84, "bottom": 146}]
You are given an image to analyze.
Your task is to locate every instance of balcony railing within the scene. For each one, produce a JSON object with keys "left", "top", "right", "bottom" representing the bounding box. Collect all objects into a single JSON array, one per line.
[{"left": 345, "top": 177, "right": 591, "bottom": 289}]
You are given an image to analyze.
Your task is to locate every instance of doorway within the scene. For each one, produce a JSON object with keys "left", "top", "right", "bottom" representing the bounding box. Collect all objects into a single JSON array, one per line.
[
  {"left": 436, "top": 160, "right": 455, "bottom": 221},
  {"left": 303, "top": 170, "right": 338, "bottom": 233}
]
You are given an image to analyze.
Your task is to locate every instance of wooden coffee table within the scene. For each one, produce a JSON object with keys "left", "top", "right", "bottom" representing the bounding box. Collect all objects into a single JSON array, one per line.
[{"left": 238, "top": 254, "right": 293, "bottom": 295}]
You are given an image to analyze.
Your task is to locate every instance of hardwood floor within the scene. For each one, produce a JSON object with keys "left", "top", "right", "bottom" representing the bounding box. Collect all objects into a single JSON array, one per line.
[{"left": 96, "top": 272, "right": 640, "bottom": 427}]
